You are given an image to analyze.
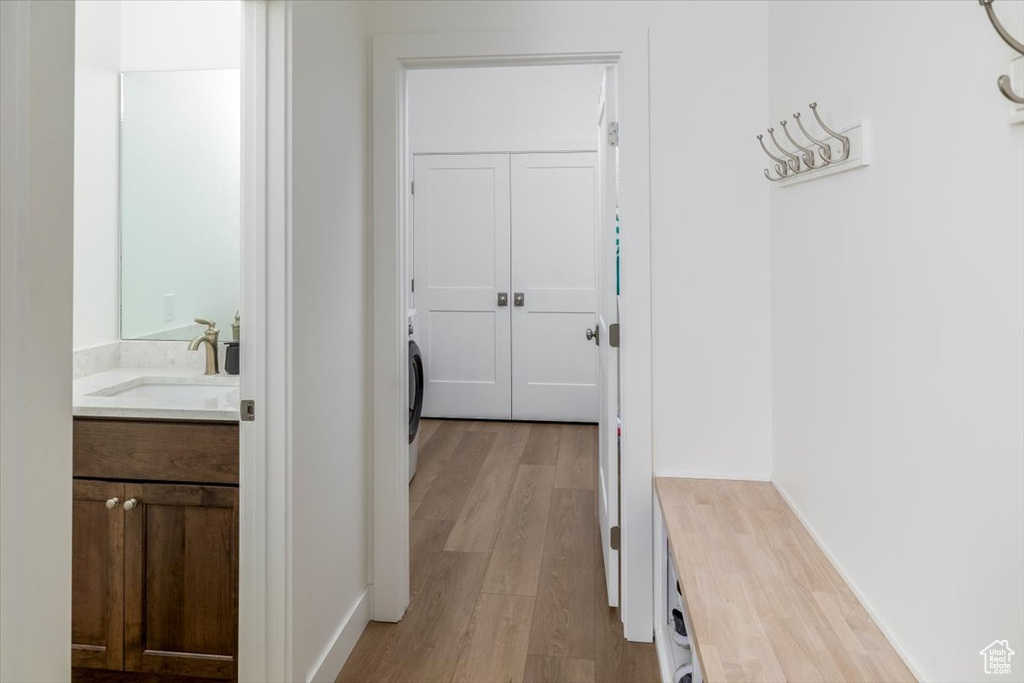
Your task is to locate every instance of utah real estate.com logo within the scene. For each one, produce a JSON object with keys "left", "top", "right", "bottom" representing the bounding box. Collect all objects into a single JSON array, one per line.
[{"left": 980, "top": 640, "right": 1015, "bottom": 675}]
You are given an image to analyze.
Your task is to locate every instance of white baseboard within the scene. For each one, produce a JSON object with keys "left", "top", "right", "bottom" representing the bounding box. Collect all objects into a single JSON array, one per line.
[
  {"left": 772, "top": 481, "right": 924, "bottom": 683},
  {"left": 654, "top": 469, "right": 771, "bottom": 482},
  {"left": 307, "top": 588, "right": 372, "bottom": 683}
]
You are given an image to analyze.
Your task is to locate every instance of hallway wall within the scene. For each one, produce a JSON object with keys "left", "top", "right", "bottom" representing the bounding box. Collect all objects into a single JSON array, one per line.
[
  {"left": 290, "top": 1, "right": 373, "bottom": 680},
  {"left": 768, "top": 2, "right": 1024, "bottom": 681}
]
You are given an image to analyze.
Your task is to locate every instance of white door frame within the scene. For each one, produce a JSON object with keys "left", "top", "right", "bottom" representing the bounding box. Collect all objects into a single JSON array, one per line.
[
  {"left": 372, "top": 29, "right": 654, "bottom": 641},
  {"left": 239, "top": 1, "right": 291, "bottom": 679}
]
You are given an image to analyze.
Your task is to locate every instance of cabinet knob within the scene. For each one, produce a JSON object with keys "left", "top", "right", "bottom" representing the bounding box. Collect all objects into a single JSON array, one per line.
[
  {"left": 123, "top": 498, "right": 139, "bottom": 510},
  {"left": 105, "top": 497, "right": 120, "bottom": 510}
]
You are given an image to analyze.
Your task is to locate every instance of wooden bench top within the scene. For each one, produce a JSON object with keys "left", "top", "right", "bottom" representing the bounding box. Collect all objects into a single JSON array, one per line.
[{"left": 656, "top": 478, "right": 916, "bottom": 683}]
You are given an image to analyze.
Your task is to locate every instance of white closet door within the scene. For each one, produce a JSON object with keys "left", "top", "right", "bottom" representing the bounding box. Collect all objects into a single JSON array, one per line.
[
  {"left": 511, "top": 152, "right": 599, "bottom": 423},
  {"left": 414, "top": 154, "right": 512, "bottom": 419}
]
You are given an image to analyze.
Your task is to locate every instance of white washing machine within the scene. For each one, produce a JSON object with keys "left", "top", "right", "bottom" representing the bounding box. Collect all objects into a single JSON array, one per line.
[{"left": 408, "top": 309, "right": 424, "bottom": 481}]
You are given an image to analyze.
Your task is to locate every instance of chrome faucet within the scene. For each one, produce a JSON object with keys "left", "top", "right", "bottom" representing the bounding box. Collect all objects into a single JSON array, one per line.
[{"left": 188, "top": 318, "right": 220, "bottom": 375}]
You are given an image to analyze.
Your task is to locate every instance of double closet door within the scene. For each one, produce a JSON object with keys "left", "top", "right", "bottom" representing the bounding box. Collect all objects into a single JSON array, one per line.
[{"left": 414, "top": 152, "right": 599, "bottom": 423}]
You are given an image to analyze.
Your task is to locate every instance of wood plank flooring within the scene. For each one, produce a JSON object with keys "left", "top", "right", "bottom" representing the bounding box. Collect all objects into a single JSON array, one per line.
[{"left": 338, "top": 419, "right": 659, "bottom": 683}]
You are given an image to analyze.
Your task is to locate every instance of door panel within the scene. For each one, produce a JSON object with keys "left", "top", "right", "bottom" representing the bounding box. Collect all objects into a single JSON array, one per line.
[
  {"left": 72, "top": 480, "right": 125, "bottom": 670},
  {"left": 414, "top": 154, "right": 512, "bottom": 419},
  {"left": 511, "top": 152, "right": 599, "bottom": 422},
  {"left": 596, "top": 67, "right": 620, "bottom": 607},
  {"left": 124, "top": 484, "right": 238, "bottom": 680}
]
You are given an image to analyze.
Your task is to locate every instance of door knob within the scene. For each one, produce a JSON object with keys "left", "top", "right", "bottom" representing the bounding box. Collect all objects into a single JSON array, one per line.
[
  {"left": 586, "top": 327, "right": 600, "bottom": 345},
  {"left": 514, "top": 293, "right": 525, "bottom": 307},
  {"left": 105, "top": 497, "right": 120, "bottom": 510},
  {"left": 123, "top": 498, "right": 139, "bottom": 510},
  {"left": 497, "top": 292, "right": 508, "bottom": 307}
]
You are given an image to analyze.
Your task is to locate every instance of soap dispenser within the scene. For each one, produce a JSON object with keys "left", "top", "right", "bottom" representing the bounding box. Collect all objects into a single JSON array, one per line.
[{"left": 225, "top": 311, "right": 240, "bottom": 375}]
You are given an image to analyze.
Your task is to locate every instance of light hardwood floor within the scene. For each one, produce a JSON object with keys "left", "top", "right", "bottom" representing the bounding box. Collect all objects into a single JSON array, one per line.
[{"left": 338, "top": 420, "right": 660, "bottom": 683}]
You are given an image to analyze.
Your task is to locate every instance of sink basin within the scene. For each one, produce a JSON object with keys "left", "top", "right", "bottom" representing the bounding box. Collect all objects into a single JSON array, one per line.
[
  {"left": 109, "top": 383, "right": 234, "bottom": 400},
  {"left": 89, "top": 378, "right": 237, "bottom": 401}
]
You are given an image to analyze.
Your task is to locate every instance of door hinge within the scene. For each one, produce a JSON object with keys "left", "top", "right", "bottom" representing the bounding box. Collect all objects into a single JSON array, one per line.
[
  {"left": 607, "top": 121, "right": 619, "bottom": 147},
  {"left": 411, "top": 278, "right": 415, "bottom": 293},
  {"left": 411, "top": 181, "right": 415, "bottom": 195},
  {"left": 609, "top": 323, "right": 620, "bottom": 348},
  {"left": 240, "top": 399, "right": 256, "bottom": 422},
  {"left": 610, "top": 525, "right": 621, "bottom": 551}
]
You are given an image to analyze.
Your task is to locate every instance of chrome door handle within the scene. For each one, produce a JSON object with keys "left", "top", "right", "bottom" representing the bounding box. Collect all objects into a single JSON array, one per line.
[
  {"left": 514, "top": 293, "right": 525, "bottom": 307},
  {"left": 586, "top": 327, "right": 600, "bottom": 345},
  {"left": 497, "top": 292, "right": 508, "bottom": 307},
  {"left": 123, "top": 498, "right": 139, "bottom": 510},
  {"left": 105, "top": 497, "right": 120, "bottom": 510}
]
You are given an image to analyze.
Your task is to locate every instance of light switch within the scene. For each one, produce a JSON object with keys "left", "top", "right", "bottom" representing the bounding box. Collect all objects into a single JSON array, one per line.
[{"left": 163, "top": 294, "right": 176, "bottom": 322}]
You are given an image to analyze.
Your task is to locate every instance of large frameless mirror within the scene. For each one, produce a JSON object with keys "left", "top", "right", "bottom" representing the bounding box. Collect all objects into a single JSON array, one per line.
[{"left": 119, "top": 68, "right": 240, "bottom": 341}]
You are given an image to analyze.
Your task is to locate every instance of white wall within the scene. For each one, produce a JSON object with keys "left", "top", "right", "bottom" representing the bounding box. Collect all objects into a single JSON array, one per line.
[
  {"left": 365, "top": 0, "right": 774, "bottom": 480},
  {"left": 120, "top": 0, "right": 241, "bottom": 71},
  {"left": 74, "top": 0, "right": 121, "bottom": 350},
  {"left": 1, "top": 0, "right": 76, "bottom": 680},
  {"left": 768, "top": 2, "right": 1024, "bottom": 681},
  {"left": 289, "top": 1, "right": 372, "bottom": 680},
  {"left": 409, "top": 65, "right": 602, "bottom": 153}
]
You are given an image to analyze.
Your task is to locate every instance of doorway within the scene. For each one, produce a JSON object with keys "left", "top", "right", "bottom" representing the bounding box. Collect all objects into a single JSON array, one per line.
[
  {"left": 372, "top": 29, "right": 654, "bottom": 643},
  {"left": 408, "top": 66, "right": 605, "bottom": 424}
]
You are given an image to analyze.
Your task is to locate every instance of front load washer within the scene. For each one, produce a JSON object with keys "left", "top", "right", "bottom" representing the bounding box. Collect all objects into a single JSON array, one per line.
[{"left": 408, "top": 309, "right": 424, "bottom": 481}]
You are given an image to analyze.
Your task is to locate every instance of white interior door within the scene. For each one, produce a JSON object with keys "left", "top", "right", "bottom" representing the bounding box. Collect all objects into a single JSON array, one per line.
[
  {"left": 596, "top": 68, "right": 620, "bottom": 607},
  {"left": 510, "top": 152, "right": 599, "bottom": 423},
  {"left": 414, "top": 154, "right": 512, "bottom": 419}
]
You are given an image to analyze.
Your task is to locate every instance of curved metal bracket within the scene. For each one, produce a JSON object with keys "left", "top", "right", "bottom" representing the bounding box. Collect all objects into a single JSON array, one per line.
[
  {"left": 980, "top": 0, "right": 1024, "bottom": 104},
  {"left": 809, "top": 103, "right": 850, "bottom": 162},
  {"left": 780, "top": 119, "right": 821, "bottom": 168},
  {"left": 793, "top": 112, "right": 833, "bottom": 163}
]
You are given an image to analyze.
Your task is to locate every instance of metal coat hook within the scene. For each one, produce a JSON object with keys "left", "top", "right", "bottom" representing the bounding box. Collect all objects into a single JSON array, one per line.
[
  {"left": 809, "top": 103, "right": 850, "bottom": 161},
  {"left": 979, "top": 0, "right": 1024, "bottom": 105},
  {"left": 793, "top": 112, "right": 833, "bottom": 163},
  {"left": 768, "top": 127, "right": 802, "bottom": 174},
  {"left": 763, "top": 163, "right": 787, "bottom": 182},
  {"left": 757, "top": 134, "right": 791, "bottom": 179},
  {"left": 780, "top": 119, "right": 821, "bottom": 169}
]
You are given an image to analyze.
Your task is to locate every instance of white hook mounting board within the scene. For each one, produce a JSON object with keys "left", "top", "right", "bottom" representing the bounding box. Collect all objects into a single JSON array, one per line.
[{"left": 779, "top": 120, "right": 872, "bottom": 187}]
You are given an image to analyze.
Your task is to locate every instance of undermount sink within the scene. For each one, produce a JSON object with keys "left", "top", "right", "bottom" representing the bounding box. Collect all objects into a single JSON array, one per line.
[{"left": 89, "top": 378, "right": 238, "bottom": 401}]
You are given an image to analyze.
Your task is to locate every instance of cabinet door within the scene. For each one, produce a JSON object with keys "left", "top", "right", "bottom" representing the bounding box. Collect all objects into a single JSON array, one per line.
[
  {"left": 123, "top": 484, "right": 238, "bottom": 679},
  {"left": 72, "top": 480, "right": 125, "bottom": 670}
]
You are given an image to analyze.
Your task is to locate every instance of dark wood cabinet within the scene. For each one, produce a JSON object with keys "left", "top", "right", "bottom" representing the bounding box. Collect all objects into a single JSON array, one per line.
[
  {"left": 124, "top": 484, "right": 238, "bottom": 679},
  {"left": 72, "top": 419, "right": 239, "bottom": 682},
  {"left": 72, "top": 480, "right": 125, "bottom": 670}
]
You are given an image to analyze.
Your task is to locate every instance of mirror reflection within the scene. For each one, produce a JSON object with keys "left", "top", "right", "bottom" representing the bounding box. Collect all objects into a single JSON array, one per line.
[{"left": 120, "top": 69, "right": 240, "bottom": 341}]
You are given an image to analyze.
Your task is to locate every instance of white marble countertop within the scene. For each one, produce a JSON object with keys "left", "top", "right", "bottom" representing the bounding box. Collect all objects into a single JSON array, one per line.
[{"left": 73, "top": 368, "right": 240, "bottom": 422}]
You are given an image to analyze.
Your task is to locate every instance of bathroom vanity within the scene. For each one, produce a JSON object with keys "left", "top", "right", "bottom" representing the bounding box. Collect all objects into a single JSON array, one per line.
[{"left": 71, "top": 368, "right": 240, "bottom": 681}]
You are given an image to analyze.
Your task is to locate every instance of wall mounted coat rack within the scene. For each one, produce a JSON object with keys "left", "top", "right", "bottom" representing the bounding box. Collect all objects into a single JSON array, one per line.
[{"left": 756, "top": 103, "right": 871, "bottom": 186}]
